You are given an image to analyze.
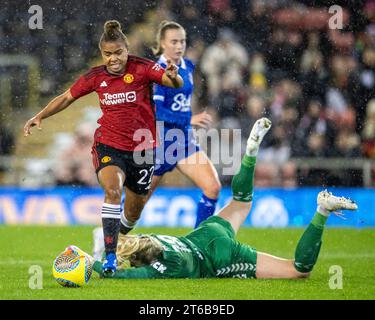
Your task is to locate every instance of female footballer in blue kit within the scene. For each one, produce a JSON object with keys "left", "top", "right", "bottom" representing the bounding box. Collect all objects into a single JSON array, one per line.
[{"left": 150, "top": 21, "right": 221, "bottom": 228}]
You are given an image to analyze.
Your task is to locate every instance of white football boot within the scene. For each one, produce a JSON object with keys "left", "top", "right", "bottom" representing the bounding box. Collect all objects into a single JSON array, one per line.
[
  {"left": 317, "top": 190, "right": 358, "bottom": 217},
  {"left": 246, "top": 117, "right": 272, "bottom": 156},
  {"left": 92, "top": 227, "right": 105, "bottom": 262}
]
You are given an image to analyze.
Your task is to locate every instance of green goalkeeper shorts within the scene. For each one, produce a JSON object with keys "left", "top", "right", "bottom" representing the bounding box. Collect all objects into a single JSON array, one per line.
[{"left": 185, "top": 216, "right": 257, "bottom": 279}]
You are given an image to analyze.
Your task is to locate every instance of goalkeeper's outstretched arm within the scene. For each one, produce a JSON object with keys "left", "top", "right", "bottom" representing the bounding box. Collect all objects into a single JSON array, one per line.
[{"left": 93, "top": 260, "right": 164, "bottom": 279}]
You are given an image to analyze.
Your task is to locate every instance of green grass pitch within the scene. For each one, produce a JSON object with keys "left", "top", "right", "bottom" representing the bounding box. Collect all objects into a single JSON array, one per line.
[{"left": 0, "top": 226, "right": 374, "bottom": 300}]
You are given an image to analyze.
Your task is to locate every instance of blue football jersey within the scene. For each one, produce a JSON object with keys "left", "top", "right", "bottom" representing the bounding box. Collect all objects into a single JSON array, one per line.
[{"left": 153, "top": 55, "right": 195, "bottom": 130}]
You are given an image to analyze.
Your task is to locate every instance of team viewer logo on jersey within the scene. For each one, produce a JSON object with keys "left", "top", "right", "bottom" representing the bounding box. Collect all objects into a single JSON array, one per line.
[
  {"left": 100, "top": 92, "right": 137, "bottom": 105},
  {"left": 124, "top": 74, "right": 134, "bottom": 84},
  {"left": 101, "top": 156, "right": 111, "bottom": 163}
]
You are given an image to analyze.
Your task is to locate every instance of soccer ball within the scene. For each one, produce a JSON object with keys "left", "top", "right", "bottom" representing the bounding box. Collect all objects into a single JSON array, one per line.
[{"left": 52, "top": 246, "right": 93, "bottom": 287}]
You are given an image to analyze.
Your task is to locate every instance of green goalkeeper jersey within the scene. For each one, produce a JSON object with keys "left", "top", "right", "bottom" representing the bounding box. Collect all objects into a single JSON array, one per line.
[{"left": 93, "top": 216, "right": 258, "bottom": 279}]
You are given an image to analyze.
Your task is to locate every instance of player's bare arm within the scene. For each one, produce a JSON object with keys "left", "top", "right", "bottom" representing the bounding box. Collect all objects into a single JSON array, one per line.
[
  {"left": 161, "top": 59, "right": 183, "bottom": 88},
  {"left": 23, "top": 90, "right": 76, "bottom": 137}
]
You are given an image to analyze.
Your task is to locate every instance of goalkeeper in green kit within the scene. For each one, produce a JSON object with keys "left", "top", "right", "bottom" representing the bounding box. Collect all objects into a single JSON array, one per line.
[{"left": 82, "top": 118, "right": 358, "bottom": 279}]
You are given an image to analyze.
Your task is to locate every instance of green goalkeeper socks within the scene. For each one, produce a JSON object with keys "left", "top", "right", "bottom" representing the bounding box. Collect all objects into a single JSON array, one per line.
[
  {"left": 231, "top": 155, "right": 256, "bottom": 202},
  {"left": 294, "top": 211, "right": 327, "bottom": 273},
  {"left": 311, "top": 211, "right": 328, "bottom": 228}
]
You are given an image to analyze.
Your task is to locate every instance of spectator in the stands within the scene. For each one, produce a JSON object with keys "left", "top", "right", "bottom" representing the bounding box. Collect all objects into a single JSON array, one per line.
[
  {"left": 299, "top": 32, "right": 329, "bottom": 106},
  {"left": 331, "top": 128, "right": 363, "bottom": 186},
  {"left": 239, "top": 95, "right": 268, "bottom": 139},
  {"left": 235, "top": 0, "right": 272, "bottom": 54},
  {"left": 248, "top": 53, "right": 268, "bottom": 96},
  {"left": 362, "top": 99, "right": 375, "bottom": 158},
  {"left": 0, "top": 119, "right": 15, "bottom": 156},
  {"left": 296, "top": 133, "right": 335, "bottom": 186},
  {"left": 175, "top": 2, "right": 217, "bottom": 44},
  {"left": 207, "top": 0, "right": 236, "bottom": 29},
  {"left": 258, "top": 124, "right": 290, "bottom": 164},
  {"left": 292, "top": 99, "right": 336, "bottom": 157},
  {"left": 200, "top": 28, "right": 248, "bottom": 101},
  {"left": 269, "top": 79, "right": 302, "bottom": 122},
  {"left": 326, "top": 56, "right": 352, "bottom": 115},
  {"left": 0, "top": 117, "right": 15, "bottom": 173},
  {"left": 349, "top": 47, "right": 375, "bottom": 133},
  {"left": 54, "top": 123, "right": 97, "bottom": 187},
  {"left": 266, "top": 28, "right": 304, "bottom": 81},
  {"left": 332, "top": 129, "right": 362, "bottom": 158}
]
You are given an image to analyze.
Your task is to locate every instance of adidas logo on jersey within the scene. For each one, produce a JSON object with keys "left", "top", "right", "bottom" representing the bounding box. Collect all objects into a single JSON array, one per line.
[{"left": 100, "top": 81, "right": 108, "bottom": 87}]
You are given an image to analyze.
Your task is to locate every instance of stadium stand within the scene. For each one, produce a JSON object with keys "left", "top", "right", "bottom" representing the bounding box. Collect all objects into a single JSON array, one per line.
[{"left": 1, "top": 0, "right": 375, "bottom": 187}]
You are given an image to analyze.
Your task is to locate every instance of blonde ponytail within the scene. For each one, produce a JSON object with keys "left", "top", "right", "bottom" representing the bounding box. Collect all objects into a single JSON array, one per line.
[{"left": 116, "top": 234, "right": 163, "bottom": 268}]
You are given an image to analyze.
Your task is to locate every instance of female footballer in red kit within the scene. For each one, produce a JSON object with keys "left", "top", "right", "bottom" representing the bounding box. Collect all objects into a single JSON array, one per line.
[{"left": 23, "top": 20, "right": 184, "bottom": 274}]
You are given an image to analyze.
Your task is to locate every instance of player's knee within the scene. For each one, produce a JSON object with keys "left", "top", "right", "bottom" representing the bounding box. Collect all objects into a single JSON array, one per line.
[
  {"left": 203, "top": 179, "right": 221, "bottom": 198},
  {"left": 104, "top": 187, "right": 122, "bottom": 203}
]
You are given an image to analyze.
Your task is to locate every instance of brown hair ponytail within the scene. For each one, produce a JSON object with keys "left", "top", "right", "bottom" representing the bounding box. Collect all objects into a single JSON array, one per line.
[
  {"left": 152, "top": 20, "right": 185, "bottom": 57},
  {"left": 99, "top": 20, "right": 129, "bottom": 49}
]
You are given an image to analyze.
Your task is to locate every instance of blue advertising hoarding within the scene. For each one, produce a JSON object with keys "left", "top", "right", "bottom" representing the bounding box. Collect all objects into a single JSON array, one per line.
[{"left": 0, "top": 187, "right": 373, "bottom": 227}]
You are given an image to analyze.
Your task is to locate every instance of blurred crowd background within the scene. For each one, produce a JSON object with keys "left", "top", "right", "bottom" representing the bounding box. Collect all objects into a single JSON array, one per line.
[{"left": 1, "top": 0, "right": 375, "bottom": 188}]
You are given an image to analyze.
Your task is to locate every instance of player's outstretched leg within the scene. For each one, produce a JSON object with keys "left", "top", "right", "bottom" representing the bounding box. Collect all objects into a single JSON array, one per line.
[
  {"left": 256, "top": 190, "right": 358, "bottom": 279},
  {"left": 218, "top": 118, "right": 272, "bottom": 233},
  {"left": 293, "top": 190, "right": 357, "bottom": 273}
]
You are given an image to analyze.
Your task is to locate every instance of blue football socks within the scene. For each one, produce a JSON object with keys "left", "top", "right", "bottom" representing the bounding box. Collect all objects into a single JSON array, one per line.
[{"left": 194, "top": 194, "right": 218, "bottom": 228}]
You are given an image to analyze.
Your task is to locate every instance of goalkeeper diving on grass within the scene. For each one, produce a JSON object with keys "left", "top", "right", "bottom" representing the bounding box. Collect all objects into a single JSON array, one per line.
[{"left": 74, "top": 118, "right": 358, "bottom": 279}]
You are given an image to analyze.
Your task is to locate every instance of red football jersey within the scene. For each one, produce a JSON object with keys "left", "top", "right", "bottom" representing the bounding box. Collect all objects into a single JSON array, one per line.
[{"left": 70, "top": 55, "right": 165, "bottom": 151}]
